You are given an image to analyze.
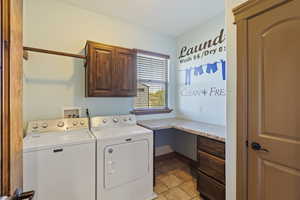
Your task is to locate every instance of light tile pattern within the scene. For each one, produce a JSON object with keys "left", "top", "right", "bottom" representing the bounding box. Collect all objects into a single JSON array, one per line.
[{"left": 154, "top": 157, "right": 203, "bottom": 200}]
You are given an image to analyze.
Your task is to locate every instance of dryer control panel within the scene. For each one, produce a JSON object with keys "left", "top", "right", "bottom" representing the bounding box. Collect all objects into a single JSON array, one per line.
[{"left": 91, "top": 115, "right": 136, "bottom": 129}]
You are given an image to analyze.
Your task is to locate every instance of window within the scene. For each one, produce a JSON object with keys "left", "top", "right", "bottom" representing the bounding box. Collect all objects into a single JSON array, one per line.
[{"left": 133, "top": 50, "right": 172, "bottom": 114}]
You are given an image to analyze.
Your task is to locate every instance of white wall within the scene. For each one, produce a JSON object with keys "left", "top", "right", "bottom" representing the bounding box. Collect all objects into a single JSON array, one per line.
[
  {"left": 225, "top": 0, "right": 247, "bottom": 200},
  {"left": 23, "top": 0, "right": 177, "bottom": 123},
  {"left": 173, "top": 13, "right": 226, "bottom": 161},
  {"left": 176, "top": 13, "right": 226, "bottom": 126}
]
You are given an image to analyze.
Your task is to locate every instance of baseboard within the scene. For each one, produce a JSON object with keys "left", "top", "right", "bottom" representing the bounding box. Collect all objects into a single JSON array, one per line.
[
  {"left": 174, "top": 152, "right": 198, "bottom": 168},
  {"left": 155, "top": 152, "right": 176, "bottom": 162},
  {"left": 155, "top": 145, "right": 174, "bottom": 156}
]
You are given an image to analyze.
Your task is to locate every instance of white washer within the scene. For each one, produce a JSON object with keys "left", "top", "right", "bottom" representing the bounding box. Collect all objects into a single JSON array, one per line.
[
  {"left": 91, "top": 114, "right": 156, "bottom": 200},
  {"left": 23, "top": 118, "right": 96, "bottom": 200}
]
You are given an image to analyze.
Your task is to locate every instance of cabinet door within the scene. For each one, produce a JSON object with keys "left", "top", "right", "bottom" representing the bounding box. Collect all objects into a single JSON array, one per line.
[
  {"left": 113, "top": 48, "right": 137, "bottom": 96},
  {"left": 86, "top": 42, "right": 114, "bottom": 97}
]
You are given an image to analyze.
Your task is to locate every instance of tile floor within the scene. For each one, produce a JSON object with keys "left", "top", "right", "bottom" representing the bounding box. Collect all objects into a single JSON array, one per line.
[{"left": 154, "top": 156, "right": 203, "bottom": 200}]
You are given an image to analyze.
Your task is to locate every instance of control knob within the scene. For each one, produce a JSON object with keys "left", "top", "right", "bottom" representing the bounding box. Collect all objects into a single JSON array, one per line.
[
  {"left": 113, "top": 118, "right": 119, "bottom": 123},
  {"left": 41, "top": 122, "right": 48, "bottom": 128},
  {"left": 72, "top": 121, "right": 78, "bottom": 126},
  {"left": 57, "top": 121, "right": 64, "bottom": 128},
  {"left": 32, "top": 123, "right": 39, "bottom": 130}
]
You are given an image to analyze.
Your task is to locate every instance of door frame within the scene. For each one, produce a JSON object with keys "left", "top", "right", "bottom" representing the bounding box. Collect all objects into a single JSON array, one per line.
[
  {"left": 233, "top": 0, "right": 295, "bottom": 200},
  {"left": 1, "top": 0, "right": 23, "bottom": 196},
  {"left": 1, "top": 0, "right": 11, "bottom": 194}
]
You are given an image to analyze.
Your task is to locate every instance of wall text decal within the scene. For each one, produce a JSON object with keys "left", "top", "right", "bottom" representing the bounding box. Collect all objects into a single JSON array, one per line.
[
  {"left": 179, "top": 87, "right": 226, "bottom": 97},
  {"left": 179, "top": 29, "right": 225, "bottom": 64}
]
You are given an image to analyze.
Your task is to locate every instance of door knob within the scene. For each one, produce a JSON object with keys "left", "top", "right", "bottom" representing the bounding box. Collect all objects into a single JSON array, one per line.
[
  {"left": 251, "top": 142, "right": 269, "bottom": 152},
  {"left": 16, "top": 191, "right": 35, "bottom": 200},
  {"left": 0, "top": 190, "right": 35, "bottom": 200}
]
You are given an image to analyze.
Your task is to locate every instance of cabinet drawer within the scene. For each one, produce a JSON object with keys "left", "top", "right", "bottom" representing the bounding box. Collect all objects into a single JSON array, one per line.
[
  {"left": 197, "top": 150, "right": 225, "bottom": 184},
  {"left": 197, "top": 170, "right": 225, "bottom": 200},
  {"left": 197, "top": 136, "right": 225, "bottom": 159}
]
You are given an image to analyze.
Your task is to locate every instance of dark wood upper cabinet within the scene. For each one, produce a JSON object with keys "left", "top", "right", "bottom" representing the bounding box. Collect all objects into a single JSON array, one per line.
[
  {"left": 85, "top": 41, "right": 137, "bottom": 97},
  {"left": 113, "top": 47, "right": 137, "bottom": 96}
]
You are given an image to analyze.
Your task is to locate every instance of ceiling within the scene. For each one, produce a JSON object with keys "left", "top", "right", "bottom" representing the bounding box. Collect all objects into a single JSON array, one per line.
[{"left": 61, "top": 0, "right": 225, "bottom": 37}]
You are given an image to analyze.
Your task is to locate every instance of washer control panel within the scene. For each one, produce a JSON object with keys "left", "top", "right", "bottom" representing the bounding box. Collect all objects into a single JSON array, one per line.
[
  {"left": 91, "top": 114, "right": 136, "bottom": 128},
  {"left": 27, "top": 118, "right": 89, "bottom": 134}
]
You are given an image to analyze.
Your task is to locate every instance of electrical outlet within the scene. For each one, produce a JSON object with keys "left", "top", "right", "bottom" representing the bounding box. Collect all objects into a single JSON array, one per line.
[{"left": 62, "top": 107, "right": 81, "bottom": 118}]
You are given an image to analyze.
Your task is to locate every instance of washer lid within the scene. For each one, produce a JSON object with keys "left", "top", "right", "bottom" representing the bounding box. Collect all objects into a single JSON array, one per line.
[
  {"left": 91, "top": 125, "right": 153, "bottom": 140},
  {"left": 23, "top": 129, "right": 95, "bottom": 152}
]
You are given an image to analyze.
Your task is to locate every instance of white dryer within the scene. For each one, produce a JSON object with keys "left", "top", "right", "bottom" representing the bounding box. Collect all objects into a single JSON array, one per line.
[
  {"left": 23, "top": 118, "right": 96, "bottom": 200},
  {"left": 91, "top": 115, "right": 156, "bottom": 200}
]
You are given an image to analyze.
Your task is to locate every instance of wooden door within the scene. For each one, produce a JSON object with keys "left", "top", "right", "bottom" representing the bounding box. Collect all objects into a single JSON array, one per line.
[
  {"left": 113, "top": 47, "right": 136, "bottom": 97},
  {"left": 247, "top": 0, "right": 300, "bottom": 199},
  {"left": 85, "top": 41, "right": 114, "bottom": 97},
  {"left": 1, "top": 0, "right": 24, "bottom": 196}
]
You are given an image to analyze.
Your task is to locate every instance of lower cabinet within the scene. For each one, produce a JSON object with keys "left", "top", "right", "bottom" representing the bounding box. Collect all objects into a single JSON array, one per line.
[
  {"left": 197, "top": 171, "right": 225, "bottom": 200},
  {"left": 197, "top": 136, "right": 225, "bottom": 200}
]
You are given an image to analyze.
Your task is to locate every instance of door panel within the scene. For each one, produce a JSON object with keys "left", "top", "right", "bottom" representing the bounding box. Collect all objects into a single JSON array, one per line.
[
  {"left": 104, "top": 140, "right": 149, "bottom": 189},
  {"left": 262, "top": 160, "right": 300, "bottom": 200},
  {"left": 248, "top": 1, "right": 300, "bottom": 199},
  {"left": 94, "top": 49, "right": 113, "bottom": 91},
  {"left": 262, "top": 19, "right": 300, "bottom": 140},
  {"left": 113, "top": 48, "right": 136, "bottom": 96},
  {"left": 87, "top": 43, "right": 114, "bottom": 96}
]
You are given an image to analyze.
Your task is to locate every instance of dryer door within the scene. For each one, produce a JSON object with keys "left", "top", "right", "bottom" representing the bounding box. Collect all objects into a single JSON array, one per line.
[{"left": 104, "top": 139, "right": 149, "bottom": 189}]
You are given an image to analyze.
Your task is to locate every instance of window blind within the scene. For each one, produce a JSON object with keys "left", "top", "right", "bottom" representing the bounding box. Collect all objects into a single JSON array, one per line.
[
  {"left": 134, "top": 53, "right": 169, "bottom": 109},
  {"left": 137, "top": 55, "right": 168, "bottom": 83}
]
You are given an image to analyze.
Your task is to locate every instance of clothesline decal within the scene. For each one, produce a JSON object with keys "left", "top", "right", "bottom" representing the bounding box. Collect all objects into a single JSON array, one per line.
[{"left": 178, "top": 59, "right": 226, "bottom": 85}]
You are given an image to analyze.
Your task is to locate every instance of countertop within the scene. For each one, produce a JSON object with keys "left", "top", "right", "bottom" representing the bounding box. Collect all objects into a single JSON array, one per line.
[{"left": 137, "top": 118, "right": 226, "bottom": 142}]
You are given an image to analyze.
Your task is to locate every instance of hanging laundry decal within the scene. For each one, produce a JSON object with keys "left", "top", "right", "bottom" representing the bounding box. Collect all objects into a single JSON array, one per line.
[
  {"left": 194, "top": 65, "right": 204, "bottom": 76},
  {"left": 185, "top": 67, "right": 192, "bottom": 86},
  {"left": 220, "top": 59, "right": 226, "bottom": 81},
  {"left": 183, "top": 60, "right": 226, "bottom": 86},
  {"left": 206, "top": 62, "right": 218, "bottom": 74}
]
